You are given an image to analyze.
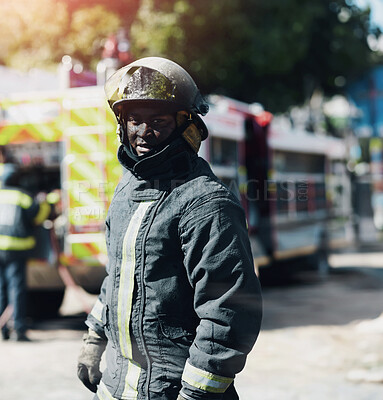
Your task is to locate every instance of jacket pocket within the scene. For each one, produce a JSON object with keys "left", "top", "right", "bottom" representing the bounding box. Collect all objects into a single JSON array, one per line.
[
  {"left": 156, "top": 315, "right": 195, "bottom": 387},
  {"left": 158, "top": 314, "right": 195, "bottom": 341}
]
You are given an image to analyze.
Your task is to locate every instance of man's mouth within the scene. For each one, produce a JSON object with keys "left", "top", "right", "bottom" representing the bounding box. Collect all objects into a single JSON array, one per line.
[{"left": 136, "top": 143, "right": 153, "bottom": 154}]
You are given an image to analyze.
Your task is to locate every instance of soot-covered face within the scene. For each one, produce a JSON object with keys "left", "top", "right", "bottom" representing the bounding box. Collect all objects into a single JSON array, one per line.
[{"left": 125, "top": 105, "right": 176, "bottom": 156}]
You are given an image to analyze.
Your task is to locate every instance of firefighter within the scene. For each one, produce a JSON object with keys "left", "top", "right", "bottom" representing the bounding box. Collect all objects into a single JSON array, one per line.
[
  {"left": 77, "top": 57, "right": 263, "bottom": 400},
  {"left": 0, "top": 164, "right": 50, "bottom": 341}
]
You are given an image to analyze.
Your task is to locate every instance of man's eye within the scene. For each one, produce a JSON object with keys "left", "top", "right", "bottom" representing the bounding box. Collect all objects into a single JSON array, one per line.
[
  {"left": 153, "top": 118, "right": 171, "bottom": 126},
  {"left": 127, "top": 116, "right": 141, "bottom": 125}
]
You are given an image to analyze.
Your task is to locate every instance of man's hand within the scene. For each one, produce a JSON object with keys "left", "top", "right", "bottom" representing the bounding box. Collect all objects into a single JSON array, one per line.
[
  {"left": 177, "top": 395, "right": 187, "bottom": 400},
  {"left": 77, "top": 329, "right": 107, "bottom": 393}
]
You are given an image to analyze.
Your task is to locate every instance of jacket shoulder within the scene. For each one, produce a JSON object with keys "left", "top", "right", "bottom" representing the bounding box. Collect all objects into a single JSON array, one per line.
[
  {"left": 172, "top": 158, "right": 243, "bottom": 224},
  {"left": 181, "top": 157, "right": 238, "bottom": 201},
  {"left": 0, "top": 186, "right": 35, "bottom": 207}
]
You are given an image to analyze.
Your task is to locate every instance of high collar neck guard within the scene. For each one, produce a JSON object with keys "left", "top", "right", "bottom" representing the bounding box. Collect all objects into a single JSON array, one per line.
[{"left": 117, "top": 138, "right": 196, "bottom": 182}]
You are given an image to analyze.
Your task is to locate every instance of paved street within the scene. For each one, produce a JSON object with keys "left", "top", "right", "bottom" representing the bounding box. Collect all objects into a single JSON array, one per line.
[
  {"left": 237, "top": 249, "right": 383, "bottom": 399},
  {"left": 2, "top": 248, "right": 383, "bottom": 399}
]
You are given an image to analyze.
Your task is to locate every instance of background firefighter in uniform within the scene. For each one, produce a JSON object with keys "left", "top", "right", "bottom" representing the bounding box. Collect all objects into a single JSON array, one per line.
[
  {"left": 0, "top": 164, "right": 50, "bottom": 341},
  {"left": 77, "top": 57, "right": 263, "bottom": 400}
]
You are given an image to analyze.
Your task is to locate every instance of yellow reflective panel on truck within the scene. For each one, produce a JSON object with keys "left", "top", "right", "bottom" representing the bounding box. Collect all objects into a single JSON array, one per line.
[
  {"left": 0, "top": 123, "right": 62, "bottom": 144},
  {"left": 70, "top": 106, "right": 105, "bottom": 127},
  {"left": 105, "top": 127, "right": 122, "bottom": 185},
  {"left": 69, "top": 132, "right": 107, "bottom": 156},
  {"left": 67, "top": 155, "right": 105, "bottom": 182},
  {"left": 61, "top": 233, "right": 108, "bottom": 268},
  {"left": 0, "top": 97, "right": 64, "bottom": 144},
  {"left": 106, "top": 162, "right": 122, "bottom": 189},
  {"left": 66, "top": 137, "right": 108, "bottom": 230},
  {"left": 68, "top": 186, "right": 107, "bottom": 227},
  {"left": 106, "top": 131, "right": 120, "bottom": 162},
  {"left": 71, "top": 241, "right": 107, "bottom": 265},
  {"left": 62, "top": 98, "right": 121, "bottom": 268}
]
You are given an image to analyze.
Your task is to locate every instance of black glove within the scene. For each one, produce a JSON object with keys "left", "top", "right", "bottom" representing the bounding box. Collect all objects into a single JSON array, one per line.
[{"left": 77, "top": 329, "right": 107, "bottom": 393}]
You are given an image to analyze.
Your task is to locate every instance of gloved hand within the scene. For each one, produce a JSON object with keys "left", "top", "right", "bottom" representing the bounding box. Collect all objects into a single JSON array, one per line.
[
  {"left": 176, "top": 395, "right": 187, "bottom": 400},
  {"left": 77, "top": 329, "right": 107, "bottom": 393}
]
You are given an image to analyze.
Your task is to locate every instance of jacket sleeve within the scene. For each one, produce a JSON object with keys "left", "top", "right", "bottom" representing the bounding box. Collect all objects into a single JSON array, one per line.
[
  {"left": 179, "top": 192, "right": 263, "bottom": 400},
  {"left": 32, "top": 200, "right": 51, "bottom": 226},
  {"left": 85, "top": 275, "right": 108, "bottom": 339},
  {"left": 85, "top": 217, "right": 110, "bottom": 340},
  {"left": 22, "top": 193, "right": 50, "bottom": 226}
]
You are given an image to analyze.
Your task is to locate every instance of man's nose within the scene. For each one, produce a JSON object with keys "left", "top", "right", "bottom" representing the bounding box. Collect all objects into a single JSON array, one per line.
[{"left": 136, "top": 122, "right": 152, "bottom": 137}]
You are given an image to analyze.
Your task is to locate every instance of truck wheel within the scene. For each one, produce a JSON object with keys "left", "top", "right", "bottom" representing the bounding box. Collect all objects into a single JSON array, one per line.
[
  {"left": 317, "top": 251, "right": 330, "bottom": 278},
  {"left": 306, "top": 250, "right": 330, "bottom": 278}
]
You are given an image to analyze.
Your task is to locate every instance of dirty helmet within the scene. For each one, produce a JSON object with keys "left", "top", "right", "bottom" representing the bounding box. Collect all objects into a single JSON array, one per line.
[{"left": 105, "top": 57, "right": 209, "bottom": 145}]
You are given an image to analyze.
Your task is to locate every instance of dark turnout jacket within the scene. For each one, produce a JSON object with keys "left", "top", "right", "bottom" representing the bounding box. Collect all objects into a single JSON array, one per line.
[
  {"left": 0, "top": 185, "right": 48, "bottom": 261},
  {"left": 86, "top": 139, "right": 262, "bottom": 400}
]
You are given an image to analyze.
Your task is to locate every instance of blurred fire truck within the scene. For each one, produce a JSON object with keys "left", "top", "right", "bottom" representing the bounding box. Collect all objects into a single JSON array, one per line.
[
  {"left": 202, "top": 96, "right": 353, "bottom": 277},
  {"left": 0, "top": 88, "right": 353, "bottom": 315},
  {"left": 0, "top": 86, "right": 120, "bottom": 316}
]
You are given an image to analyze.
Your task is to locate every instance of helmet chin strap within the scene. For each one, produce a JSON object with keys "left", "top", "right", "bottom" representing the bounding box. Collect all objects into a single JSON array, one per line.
[
  {"left": 176, "top": 111, "right": 202, "bottom": 152},
  {"left": 116, "top": 116, "right": 124, "bottom": 144},
  {"left": 115, "top": 116, "right": 143, "bottom": 162}
]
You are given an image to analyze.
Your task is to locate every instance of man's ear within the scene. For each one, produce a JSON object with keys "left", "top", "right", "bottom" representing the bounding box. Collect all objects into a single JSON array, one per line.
[{"left": 176, "top": 111, "right": 189, "bottom": 127}]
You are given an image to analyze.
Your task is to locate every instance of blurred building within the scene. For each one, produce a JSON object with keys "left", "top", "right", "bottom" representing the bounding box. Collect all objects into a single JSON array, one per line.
[
  {"left": 0, "top": 66, "right": 60, "bottom": 95},
  {"left": 348, "top": 66, "right": 383, "bottom": 239},
  {"left": 348, "top": 66, "right": 383, "bottom": 138}
]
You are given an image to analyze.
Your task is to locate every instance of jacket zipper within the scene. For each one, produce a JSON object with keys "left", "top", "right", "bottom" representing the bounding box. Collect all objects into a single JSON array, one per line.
[{"left": 138, "top": 193, "right": 167, "bottom": 400}]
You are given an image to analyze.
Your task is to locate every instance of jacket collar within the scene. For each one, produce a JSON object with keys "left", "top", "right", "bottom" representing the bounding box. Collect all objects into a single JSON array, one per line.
[{"left": 116, "top": 138, "right": 197, "bottom": 200}]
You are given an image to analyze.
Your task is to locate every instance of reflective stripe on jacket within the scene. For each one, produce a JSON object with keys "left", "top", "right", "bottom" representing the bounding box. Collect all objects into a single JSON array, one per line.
[
  {"left": 0, "top": 187, "right": 49, "bottom": 253},
  {"left": 86, "top": 145, "right": 262, "bottom": 400},
  {"left": 0, "top": 235, "right": 35, "bottom": 251}
]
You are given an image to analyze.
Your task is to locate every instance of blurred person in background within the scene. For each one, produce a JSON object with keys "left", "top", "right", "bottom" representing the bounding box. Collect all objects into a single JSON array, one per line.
[
  {"left": 0, "top": 163, "right": 50, "bottom": 341},
  {"left": 0, "top": 145, "right": 15, "bottom": 187},
  {"left": 77, "top": 57, "right": 262, "bottom": 400}
]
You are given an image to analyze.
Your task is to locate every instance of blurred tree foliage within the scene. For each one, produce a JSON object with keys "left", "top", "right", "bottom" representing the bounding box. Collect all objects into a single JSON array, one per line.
[
  {"left": 0, "top": 0, "right": 69, "bottom": 70},
  {"left": 131, "top": 0, "right": 381, "bottom": 112},
  {"left": 0, "top": 0, "right": 380, "bottom": 112},
  {"left": 61, "top": 5, "right": 121, "bottom": 70},
  {"left": 63, "top": 0, "right": 140, "bottom": 26},
  {"left": 0, "top": 0, "right": 121, "bottom": 71}
]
